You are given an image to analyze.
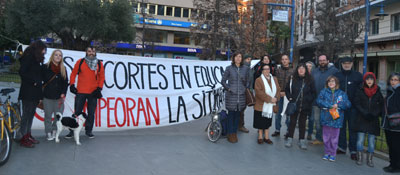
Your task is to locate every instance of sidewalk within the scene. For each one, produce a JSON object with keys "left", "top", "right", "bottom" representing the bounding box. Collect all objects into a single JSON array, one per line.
[{"left": 0, "top": 108, "right": 391, "bottom": 175}]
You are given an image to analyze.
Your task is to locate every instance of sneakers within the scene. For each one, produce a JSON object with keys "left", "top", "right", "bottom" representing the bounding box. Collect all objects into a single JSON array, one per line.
[
  {"left": 238, "top": 127, "right": 249, "bottom": 133},
  {"left": 46, "top": 133, "right": 55, "bottom": 141},
  {"left": 65, "top": 132, "right": 73, "bottom": 139},
  {"left": 306, "top": 134, "right": 312, "bottom": 141},
  {"left": 329, "top": 156, "right": 336, "bottom": 162},
  {"left": 285, "top": 138, "right": 293, "bottom": 148},
  {"left": 322, "top": 154, "right": 329, "bottom": 161},
  {"left": 86, "top": 132, "right": 95, "bottom": 139},
  {"left": 271, "top": 131, "right": 280, "bottom": 137},
  {"left": 28, "top": 132, "right": 40, "bottom": 144},
  {"left": 299, "top": 139, "right": 307, "bottom": 150},
  {"left": 336, "top": 149, "right": 346, "bottom": 154}
]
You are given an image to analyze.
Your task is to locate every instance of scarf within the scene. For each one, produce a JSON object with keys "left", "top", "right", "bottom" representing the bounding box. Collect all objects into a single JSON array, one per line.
[
  {"left": 261, "top": 74, "right": 277, "bottom": 118},
  {"left": 84, "top": 56, "right": 98, "bottom": 71},
  {"left": 364, "top": 85, "right": 378, "bottom": 98},
  {"left": 50, "top": 62, "right": 60, "bottom": 74}
]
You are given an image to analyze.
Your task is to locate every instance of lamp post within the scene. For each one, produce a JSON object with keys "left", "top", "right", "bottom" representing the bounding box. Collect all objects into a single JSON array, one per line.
[
  {"left": 363, "top": 1, "right": 387, "bottom": 74},
  {"left": 267, "top": 0, "right": 295, "bottom": 63}
]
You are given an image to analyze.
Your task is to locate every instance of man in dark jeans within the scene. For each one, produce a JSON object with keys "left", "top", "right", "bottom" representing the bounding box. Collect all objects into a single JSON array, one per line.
[
  {"left": 334, "top": 57, "right": 362, "bottom": 160},
  {"left": 67, "top": 46, "right": 105, "bottom": 138}
]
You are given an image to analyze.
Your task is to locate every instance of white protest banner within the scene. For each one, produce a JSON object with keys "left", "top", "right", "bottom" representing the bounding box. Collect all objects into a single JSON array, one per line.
[{"left": 32, "top": 48, "right": 230, "bottom": 131}]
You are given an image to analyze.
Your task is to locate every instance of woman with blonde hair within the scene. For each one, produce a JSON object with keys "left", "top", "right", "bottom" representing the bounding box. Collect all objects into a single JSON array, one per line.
[{"left": 42, "top": 49, "right": 69, "bottom": 140}]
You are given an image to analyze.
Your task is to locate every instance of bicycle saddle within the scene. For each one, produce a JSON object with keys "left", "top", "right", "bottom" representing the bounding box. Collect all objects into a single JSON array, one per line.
[{"left": 0, "top": 88, "right": 15, "bottom": 96}]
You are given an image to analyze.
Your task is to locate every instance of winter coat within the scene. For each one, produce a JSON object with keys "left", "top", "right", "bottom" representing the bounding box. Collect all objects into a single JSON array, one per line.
[
  {"left": 382, "top": 85, "right": 400, "bottom": 131},
  {"left": 285, "top": 76, "right": 316, "bottom": 114},
  {"left": 334, "top": 70, "right": 363, "bottom": 103},
  {"left": 42, "top": 64, "right": 69, "bottom": 100},
  {"left": 316, "top": 88, "right": 351, "bottom": 128},
  {"left": 18, "top": 54, "right": 43, "bottom": 101},
  {"left": 253, "top": 62, "right": 274, "bottom": 89},
  {"left": 311, "top": 66, "right": 338, "bottom": 104},
  {"left": 353, "top": 87, "right": 384, "bottom": 135},
  {"left": 254, "top": 76, "right": 280, "bottom": 113},
  {"left": 221, "top": 64, "right": 250, "bottom": 111},
  {"left": 275, "top": 66, "right": 294, "bottom": 93}
]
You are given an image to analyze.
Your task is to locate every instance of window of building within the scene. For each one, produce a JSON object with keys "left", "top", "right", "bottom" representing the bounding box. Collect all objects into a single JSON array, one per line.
[
  {"left": 166, "top": 6, "right": 173, "bottom": 16},
  {"left": 391, "top": 13, "right": 400, "bottom": 32},
  {"left": 174, "top": 32, "right": 190, "bottom": 45},
  {"left": 174, "top": 7, "right": 182, "bottom": 17},
  {"left": 183, "top": 8, "right": 189, "bottom": 18},
  {"left": 132, "top": 2, "right": 139, "bottom": 13},
  {"left": 190, "top": 9, "right": 197, "bottom": 18},
  {"left": 139, "top": 3, "right": 147, "bottom": 13},
  {"left": 149, "top": 5, "right": 156, "bottom": 15},
  {"left": 157, "top": 5, "right": 165, "bottom": 16},
  {"left": 370, "top": 19, "right": 379, "bottom": 35},
  {"left": 144, "top": 30, "right": 167, "bottom": 43}
]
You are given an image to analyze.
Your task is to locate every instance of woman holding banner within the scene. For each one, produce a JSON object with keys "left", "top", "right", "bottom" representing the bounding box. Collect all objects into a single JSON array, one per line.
[
  {"left": 253, "top": 64, "right": 280, "bottom": 144},
  {"left": 221, "top": 53, "right": 250, "bottom": 143},
  {"left": 42, "top": 50, "right": 69, "bottom": 141}
]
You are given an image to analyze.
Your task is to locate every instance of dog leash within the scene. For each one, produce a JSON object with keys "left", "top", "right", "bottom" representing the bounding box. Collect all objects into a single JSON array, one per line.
[{"left": 63, "top": 98, "right": 75, "bottom": 113}]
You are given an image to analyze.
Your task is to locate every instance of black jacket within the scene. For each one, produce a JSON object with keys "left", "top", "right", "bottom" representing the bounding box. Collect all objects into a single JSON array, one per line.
[
  {"left": 334, "top": 70, "right": 363, "bottom": 103},
  {"left": 18, "top": 55, "right": 43, "bottom": 101},
  {"left": 382, "top": 85, "right": 400, "bottom": 131},
  {"left": 42, "top": 64, "right": 69, "bottom": 100},
  {"left": 353, "top": 87, "right": 384, "bottom": 135},
  {"left": 285, "top": 76, "right": 316, "bottom": 114}
]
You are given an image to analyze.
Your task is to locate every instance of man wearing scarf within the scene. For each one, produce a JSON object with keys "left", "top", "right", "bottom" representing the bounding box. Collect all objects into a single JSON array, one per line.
[
  {"left": 334, "top": 56, "right": 363, "bottom": 160},
  {"left": 68, "top": 46, "right": 105, "bottom": 139}
]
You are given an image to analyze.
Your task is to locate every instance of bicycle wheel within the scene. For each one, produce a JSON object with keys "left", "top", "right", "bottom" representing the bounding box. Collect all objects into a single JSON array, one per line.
[
  {"left": 10, "top": 104, "right": 21, "bottom": 140},
  {"left": 0, "top": 124, "right": 12, "bottom": 166},
  {"left": 207, "top": 121, "right": 222, "bottom": 142}
]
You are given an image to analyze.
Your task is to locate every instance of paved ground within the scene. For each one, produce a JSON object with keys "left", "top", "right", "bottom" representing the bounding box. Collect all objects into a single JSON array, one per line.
[{"left": 0, "top": 106, "right": 392, "bottom": 175}]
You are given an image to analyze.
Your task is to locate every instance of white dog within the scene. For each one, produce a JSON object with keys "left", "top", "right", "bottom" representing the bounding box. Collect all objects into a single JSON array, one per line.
[{"left": 55, "top": 112, "right": 87, "bottom": 145}]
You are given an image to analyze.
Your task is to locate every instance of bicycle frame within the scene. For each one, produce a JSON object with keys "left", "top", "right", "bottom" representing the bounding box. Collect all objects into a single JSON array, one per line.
[{"left": 0, "top": 96, "right": 20, "bottom": 140}]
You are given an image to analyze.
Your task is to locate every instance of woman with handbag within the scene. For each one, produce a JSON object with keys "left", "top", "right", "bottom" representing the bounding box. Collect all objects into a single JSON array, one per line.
[
  {"left": 42, "top": 50, "right": 69, "bottom": 141},
  {"left": 382, "top": 73, "right": 400, "bottom": 173},
  {"left": 353, "top": 72, "right": 383, "bottom": 167},
  {"left": 253, "top": 64, "right": 280, "bottom": 144},
  {"left": 316, "top": 76, "right": 351, "bottom": 162},
  {"left": 221, "top": 52, "right": 250, "bottom": 143},
  {"left": 18, "top": 40, "right": 47, "bottom": 148},
  {"left": 284, "top": 63, "right": 316, "bottom": 149}
]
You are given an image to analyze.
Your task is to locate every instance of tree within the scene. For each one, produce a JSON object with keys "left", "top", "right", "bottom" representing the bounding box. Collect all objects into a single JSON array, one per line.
[
  {"left": 3, "top": 0, "right": 135, "bottom": 51},
  {"left": 314, "top": 0, "right": 364, "bottom": 61},
  {"left": 191, "top": 0, "right": 240, "bottom": 60}
]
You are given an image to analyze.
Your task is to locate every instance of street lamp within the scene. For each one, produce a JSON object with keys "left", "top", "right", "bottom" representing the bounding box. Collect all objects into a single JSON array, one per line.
[{"left": 363, "top": 1, "right": 387, "bottom": 74}]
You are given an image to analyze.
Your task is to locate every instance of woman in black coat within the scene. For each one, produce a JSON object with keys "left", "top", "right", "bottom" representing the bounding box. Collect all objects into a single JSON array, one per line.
[
  {"left": 353, "top": 72, "right": 383, "bottom": 167},
  {"left": 18, "top": 40, "right": 47, "bottom": 148},
  {"left": 383, "top": 73, "right": 400, "bottom": 173},
  {"left": 42, "top": 50, "right": 69, "bottom": 141},
  {"left": 284, "top": 63, "right": 316, "bottom": 149}
]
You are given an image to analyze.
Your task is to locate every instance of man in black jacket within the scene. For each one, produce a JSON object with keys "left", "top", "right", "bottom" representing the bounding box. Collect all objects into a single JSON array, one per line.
[{"left": 333, "top": 57, "right": 363, "bottom": 160}]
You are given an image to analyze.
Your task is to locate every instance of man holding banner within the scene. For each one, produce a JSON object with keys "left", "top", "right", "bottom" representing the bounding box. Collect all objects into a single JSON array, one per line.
[{"left": 67, "top": 46, "right": 105, "bottom": 139}]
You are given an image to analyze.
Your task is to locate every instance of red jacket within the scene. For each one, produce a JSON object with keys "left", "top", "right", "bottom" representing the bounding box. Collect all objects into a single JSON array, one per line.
[{"left": 70, "top": 58, "right": 105, "bottom": 94}]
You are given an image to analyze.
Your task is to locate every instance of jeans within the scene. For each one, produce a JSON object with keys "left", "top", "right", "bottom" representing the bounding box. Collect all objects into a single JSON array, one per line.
[
  {"left": 323, "top": 126, "right": 340, "bottom": 157},
  {"left": 75, "top": 93, "right": 97, "bottom": 133},
  {"left": 338, "top": 107, "right": 357, "bottom": 154},
  {"left": 274, "top": 97, "right": 289, "bottom": 132},
  {"left": 20, "top": 100, "right": 39, "bottom": 135},
  {"left": 312, "top": 106, "right": 323, "bottom": 141},
  {"left": 227, "top": 110, "right": 241, "bottom": 134},
  {"left": 356, "top": 132, "right": 375, "bottom": 153}
]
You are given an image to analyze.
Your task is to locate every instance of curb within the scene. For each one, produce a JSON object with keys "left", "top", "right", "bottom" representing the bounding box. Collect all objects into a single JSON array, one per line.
[{"left": 374, "top": 150, "right": 389, "bottom": 161}]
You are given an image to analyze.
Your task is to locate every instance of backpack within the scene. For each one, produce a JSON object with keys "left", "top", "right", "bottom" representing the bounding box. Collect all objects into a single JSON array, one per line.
[{"left": 77, "top": 59, "right": 102, "bottom": 75}]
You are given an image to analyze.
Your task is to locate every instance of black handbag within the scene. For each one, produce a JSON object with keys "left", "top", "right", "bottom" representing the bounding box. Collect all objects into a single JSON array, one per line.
[
  {"left": 285, "top": 79, "right": 304, "bottom": 116},
  {"left": 384, "top": 98, "right": 400, "bottom": 127}
]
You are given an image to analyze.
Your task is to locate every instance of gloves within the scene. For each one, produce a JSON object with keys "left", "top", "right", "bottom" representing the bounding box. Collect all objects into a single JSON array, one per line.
[
  {"left": 91, "top": 87, "right": 103, "bottom": 99},
  {"left": 70, "top": 84, "right": 77, "bottom": 94}
]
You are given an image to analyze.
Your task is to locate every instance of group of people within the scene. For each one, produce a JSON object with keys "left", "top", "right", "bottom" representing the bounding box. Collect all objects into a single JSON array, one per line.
[
  {"left": 221, "top": 52, "right": 400, "bottom": 173},
  {"left": 17, "top": 40, "right": 105, "bottom": 148}
]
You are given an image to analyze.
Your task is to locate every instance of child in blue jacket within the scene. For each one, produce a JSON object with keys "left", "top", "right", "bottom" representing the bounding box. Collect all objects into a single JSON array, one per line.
[{"left": 317, "top": 76, "right": 351, "bottom": 162}]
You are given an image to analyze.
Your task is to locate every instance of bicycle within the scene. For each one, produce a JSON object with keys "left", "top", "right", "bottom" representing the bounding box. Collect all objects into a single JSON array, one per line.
[
  {"left": 0, "top": 88, "right": 22, "bottom": 166},
  {"left": 206, "top": 84, "right": 225, "bottom": 143}
]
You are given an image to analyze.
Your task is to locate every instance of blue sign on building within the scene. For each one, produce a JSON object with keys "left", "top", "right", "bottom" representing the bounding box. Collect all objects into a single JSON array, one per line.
[{"left": 139, "top": 18, "right": 196, "bottom": 28}]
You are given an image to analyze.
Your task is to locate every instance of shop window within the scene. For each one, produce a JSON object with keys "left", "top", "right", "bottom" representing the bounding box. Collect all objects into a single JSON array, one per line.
[
  {"left": 391, "top": 13, "right": 400, "bottom": 32},
  {"left": 157, "top": 5, "right": 165, "bottom": 16},
  {"left": 166, "top": 6, "right": 173, "bottom": 16},
  {"left": 174, "top": 7, "right": 182, "bottom": 17},
  {"left": 174, "top": 32, "right": 190, "bottom": 45},
  {"left": 149, "top": 5, "right": 156, "bottom": 15},
  {"left": 183, "top": 8, "right": 189, "bottom": 18}
]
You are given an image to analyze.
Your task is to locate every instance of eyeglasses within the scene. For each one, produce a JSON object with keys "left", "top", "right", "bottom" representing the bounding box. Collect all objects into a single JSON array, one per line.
[
  {"left": 328, "top": 80, "right": 336, "bottom": 83},
  {"left": 391, "top": 79, "right": 399, "bottom": 82}
]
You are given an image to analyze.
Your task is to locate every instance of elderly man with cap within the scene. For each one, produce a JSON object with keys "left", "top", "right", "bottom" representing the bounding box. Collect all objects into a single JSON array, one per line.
[{"left": 333, "top": 56, "right": 363, "bottom": 160}]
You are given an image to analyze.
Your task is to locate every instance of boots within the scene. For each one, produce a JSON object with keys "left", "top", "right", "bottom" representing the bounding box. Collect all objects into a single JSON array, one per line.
[
  {"left": 299, "top": 139, "right": 307, "bottom": 150},
  {"left": 356, "top": 151, "right": 363, "bottom": 165},
  {"left": 232, "top": 133, "right": 238, "bottom": 143},
  {"left": 367, "top": 152, "right": 374, "bottom": 167},
  {"left": 27, "top": 132, "right": 40, "bottom": 144},
  {"left": 285, "top": 138, "right": 293, "bottom": 148},
  {"left": 20, "top": 134, "right": 34, "bottom": 148},
  {"left": 227, "top": 134, "right": 235, "bottom": 143}
]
